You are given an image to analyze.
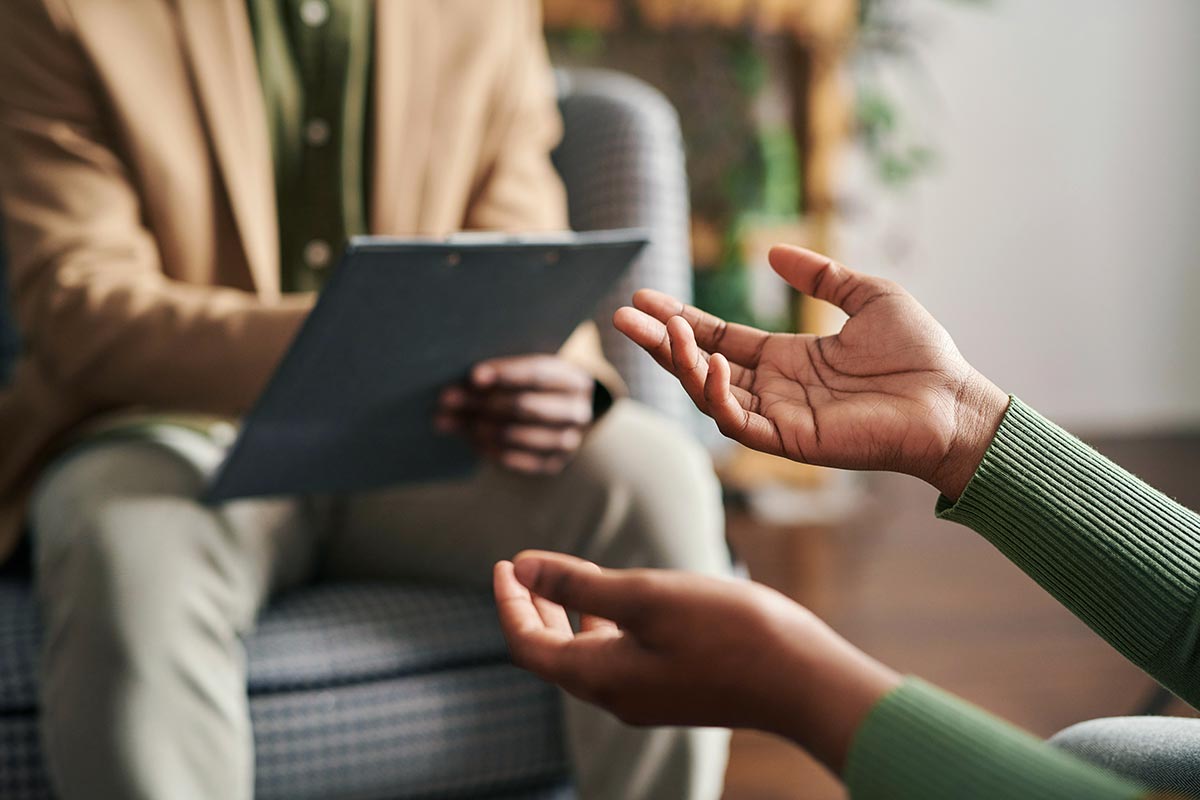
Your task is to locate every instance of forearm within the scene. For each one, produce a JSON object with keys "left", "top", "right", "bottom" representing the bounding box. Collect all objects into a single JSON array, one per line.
[
  {"left": 767, "top": 613, "right": 1155, "bottom": 798},
  {"left": 773, "top": 631, "right": 901, "bottom": 774},
  {"left": 28, "top": 271, "right": 311, "bottom": 413},
  {"left": 939, "top": 397, "right": 1200, "bottom": 706}
]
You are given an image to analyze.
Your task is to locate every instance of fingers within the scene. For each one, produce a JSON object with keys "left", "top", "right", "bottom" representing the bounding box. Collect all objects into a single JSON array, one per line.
[
  {"left": 494, "top": 449, "right": 569, "bottom": 475},
  {"left": 466, "top": 421, "right": 584, "bottom": 454},
  {"left": 440, "top": 387, "right": 592, "bottom": 427},
  {"left": 558, "top": 559, "right": 620, "bottom": 634},
  {"left": 495, "top": 559, "right": 572, "bottom": 633},
  {"left": 496, "top": 558, "right": 620, "bottom": 674},
  {"left": 704, "top": 353, "right": 784, "bottom": 455},
  {"left": 667, "top": 316, "right": 709, "bottom": 406},
  {"left": 512, "top": 551, "right": 648, "bottom": 629},
  {"left": 628, "top": 289, "right": 770, "bottom": 368},
  {"left": 768, "top": 245, "right": 895, "bottom": 316},
  {"left": 437, "top": 387, "right": 591, "bottom": 474},
  {"left": 612, "top": 306, "right": 673, "bottom": 371},
  {"left": 438, "top": 358, "right": 594, "bottom": 476},
  {"left": 495, "top": 560, "right": 582, "bottom": 679},
  {"left": 704, "top": 352, "right": 740, "bottom": 433},
  {"left": 494, "top": 561, "right": 567, "bottom": 644},
  {"left": 472, "top": 355, "right": 594, "bottom": 393},
  {"left": 580, "top": 610, "right": 620, "bottom": 634},
  {"left": 614, "top": 306, "right": 756, "bottom": 391},
  {"left": 532, "top": 591, "right": 573, "bottom": 634}
]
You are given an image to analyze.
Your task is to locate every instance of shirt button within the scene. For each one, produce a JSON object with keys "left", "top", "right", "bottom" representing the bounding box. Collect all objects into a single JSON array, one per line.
[
  {"left": 303, "top": 239, "right": 332, "bottom": 269},
  {"left": 299, "top": 0, "right": 329, "bottom": 27},
  {"left": 305, "top": 118, "right": 331, "bottom": 147}
]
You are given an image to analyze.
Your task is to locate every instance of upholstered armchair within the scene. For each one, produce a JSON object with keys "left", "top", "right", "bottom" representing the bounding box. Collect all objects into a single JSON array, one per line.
[{"left": 0, "top": 68, "right": 693, "bottom": 800}]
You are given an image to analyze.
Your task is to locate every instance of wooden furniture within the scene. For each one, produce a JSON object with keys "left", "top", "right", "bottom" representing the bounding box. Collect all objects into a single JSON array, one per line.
[
  {"left": 544, "top": 0, "right": 859, "bottom": 494},
  {"left": 543, "top": 0, "right": 856, "bottom": 273}
]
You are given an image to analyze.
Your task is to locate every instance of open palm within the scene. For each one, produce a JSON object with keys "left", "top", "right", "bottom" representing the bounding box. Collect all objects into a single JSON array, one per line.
[{"left": 614, "top": 245, "right": 1004, "bottom": 495}]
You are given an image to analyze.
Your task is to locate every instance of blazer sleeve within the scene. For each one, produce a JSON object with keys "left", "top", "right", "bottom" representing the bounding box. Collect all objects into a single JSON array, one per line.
[
  {"left": 0, "top": 0, "right": 309, "bottom": 416},
  {"left": 462, "top": 0, "right": 626, "bottom": 401}
]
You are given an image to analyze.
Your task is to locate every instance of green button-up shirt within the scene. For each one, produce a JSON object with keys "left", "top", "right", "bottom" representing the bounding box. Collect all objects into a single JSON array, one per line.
[{"left": 247, "top": 0, "right": 372, "bottom": 293}]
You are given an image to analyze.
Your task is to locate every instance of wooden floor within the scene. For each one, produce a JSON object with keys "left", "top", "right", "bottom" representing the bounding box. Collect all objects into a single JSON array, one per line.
[{"left": 720, "top": 431, "right": 1200, "bottom": 800}]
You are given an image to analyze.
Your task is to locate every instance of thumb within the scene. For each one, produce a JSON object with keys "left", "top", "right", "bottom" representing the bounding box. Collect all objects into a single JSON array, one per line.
[
  {"left": 513, "top": 551, "right": 646, "bottom": 629},
  {"left": 768, "top": 244, "right": 893, "bottom": 316}
]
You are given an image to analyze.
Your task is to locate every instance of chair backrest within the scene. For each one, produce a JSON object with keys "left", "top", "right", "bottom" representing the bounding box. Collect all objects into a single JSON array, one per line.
[{"left": 553, "top": 67, "right": 695, "bottom": 427}]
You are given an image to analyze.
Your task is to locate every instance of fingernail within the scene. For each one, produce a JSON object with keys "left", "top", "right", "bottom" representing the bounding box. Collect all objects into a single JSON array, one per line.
[{"left": 441, "top": 388, "right": 465, "bottom": 408}]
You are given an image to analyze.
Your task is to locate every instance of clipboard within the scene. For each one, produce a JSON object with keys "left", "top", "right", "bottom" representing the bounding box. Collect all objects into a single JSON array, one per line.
[{"left": 204, "top": 230, "right": 648, "bottom": 503}]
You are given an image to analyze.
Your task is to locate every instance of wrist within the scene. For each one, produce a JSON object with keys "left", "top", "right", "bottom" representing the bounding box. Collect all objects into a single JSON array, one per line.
[
  {"left": 931, "top": 372, "right": 1009, "bottom": 501},
  {"left": 766, "top": 616, "right": 902, "bottom": 773}
]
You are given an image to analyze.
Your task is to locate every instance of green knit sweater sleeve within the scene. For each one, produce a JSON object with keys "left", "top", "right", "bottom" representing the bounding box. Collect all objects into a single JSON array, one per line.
[
  {"left": 844, "top": 677, "right": 1145, "bottom": 800},
  {"left": 843, "top": 396, "right": 1200, "bottom": 798},
  {"left": 937, "top": 396, "right": 1200, "bottom": 702}
]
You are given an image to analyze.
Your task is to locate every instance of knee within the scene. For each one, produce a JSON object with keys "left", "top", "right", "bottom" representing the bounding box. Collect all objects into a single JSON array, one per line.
[
  {"left": 38, "top": 496, "right": 234, "bottom": 669},
  {"left": 575, "top": 402, "right": 728, "bottom": 575}
]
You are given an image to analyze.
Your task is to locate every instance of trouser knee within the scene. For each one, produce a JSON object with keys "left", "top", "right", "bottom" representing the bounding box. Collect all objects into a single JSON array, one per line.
[
  {"left": 32, "top": 441, "right": 249, "bottom": 670},
  {"left": 572, "top": 402, "right": 729, "bottom": 576}
]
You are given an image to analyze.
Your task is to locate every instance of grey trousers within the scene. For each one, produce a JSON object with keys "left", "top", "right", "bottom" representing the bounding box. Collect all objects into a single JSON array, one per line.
[{"left": 30, "top": 401, "right": 732, "bottom": 800}]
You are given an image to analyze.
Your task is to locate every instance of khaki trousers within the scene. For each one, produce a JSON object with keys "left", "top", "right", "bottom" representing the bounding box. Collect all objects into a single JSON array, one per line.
[{"left": 30, "top": 401, "right": 731, "bottom": 800}]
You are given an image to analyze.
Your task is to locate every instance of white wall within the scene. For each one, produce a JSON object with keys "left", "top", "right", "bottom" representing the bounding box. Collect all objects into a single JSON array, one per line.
[{"left": 838, "top": 0, "right": 1200, "bottom": 432}]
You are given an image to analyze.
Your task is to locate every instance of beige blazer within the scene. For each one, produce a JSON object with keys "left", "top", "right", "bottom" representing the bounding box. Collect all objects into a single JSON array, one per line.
[{"left": 0, "top": 0, "right": 623, "bottom": 564}]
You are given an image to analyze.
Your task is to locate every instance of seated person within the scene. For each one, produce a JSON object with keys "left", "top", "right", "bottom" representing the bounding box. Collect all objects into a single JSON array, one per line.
[
  {"left": 497, "top": 245, "right": 1200, "bottom": 799},
  {"left": 0, "top": 2, "right": 730, "bottom": 798}
]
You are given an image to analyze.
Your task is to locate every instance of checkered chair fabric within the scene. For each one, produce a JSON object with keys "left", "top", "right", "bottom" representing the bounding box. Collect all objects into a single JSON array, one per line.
[
  {"left": 0, "top": 581, "right": 569, "bottom": 800},
  {"left": 0, "top": 67, "right": 691, "bottom": 799}
]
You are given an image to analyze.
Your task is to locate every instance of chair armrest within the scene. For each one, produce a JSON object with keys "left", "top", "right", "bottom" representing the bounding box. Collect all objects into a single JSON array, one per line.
[{"left": 1049, "top": 715, "right": 1200, "bottom": 795}]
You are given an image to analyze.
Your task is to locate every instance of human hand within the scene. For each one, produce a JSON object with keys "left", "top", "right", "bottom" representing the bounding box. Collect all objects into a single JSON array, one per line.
[
  {"left": 494, "top": 551, "right": 900, "bottom": 773},
  {"left": 613, "top": 245, "right": 1009, "bottom": 499},
  {"left": 437, "top": 355, "right": 595, "bottom": 475}
]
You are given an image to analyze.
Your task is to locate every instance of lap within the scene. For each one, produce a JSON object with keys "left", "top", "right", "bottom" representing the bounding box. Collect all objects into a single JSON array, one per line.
[
  {"left": 30, "top": 431, "right": 319, "bottom": 630},
  {"left": 27, "top": 401, "right": 720, "bottom": 614},
  {"left": 323, "top": 400, "right": 722, "bottom": 586}
]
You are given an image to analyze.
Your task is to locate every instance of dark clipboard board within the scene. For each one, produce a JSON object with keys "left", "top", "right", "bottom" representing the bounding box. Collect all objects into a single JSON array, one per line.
[{"left": 204, "top": 230, "right": 648, "bottom": 503}]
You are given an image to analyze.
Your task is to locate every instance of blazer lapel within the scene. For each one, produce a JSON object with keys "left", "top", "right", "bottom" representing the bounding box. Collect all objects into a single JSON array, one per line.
[
  {"left": 371, "top": 0, "right": 438, "bottom": 235},
  {"left": 173, "top": 0, "right": 279, "bottom": 297}
]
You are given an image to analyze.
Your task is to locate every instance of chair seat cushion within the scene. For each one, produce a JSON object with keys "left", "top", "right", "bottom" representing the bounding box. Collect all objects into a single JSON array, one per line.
[
  {"left": 0, "top": 580, "right": 517, "bottom": 710},
  {"left": 244, "top": 582, "right": 513, "bottom": 693},
  {"left": 251, "top": 662, "right": 565, "bottom": 799},
  {"left": 0, "top": 578, "right": 570, "bottom": 800}
]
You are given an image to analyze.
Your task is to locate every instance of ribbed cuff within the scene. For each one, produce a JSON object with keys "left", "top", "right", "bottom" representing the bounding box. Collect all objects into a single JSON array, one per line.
[
  {"left": 844, "top": 677, "right": 1143, "bottom": 800},
  {"left": 935, "top": 397, "right": 1200, "bottom": 700}
]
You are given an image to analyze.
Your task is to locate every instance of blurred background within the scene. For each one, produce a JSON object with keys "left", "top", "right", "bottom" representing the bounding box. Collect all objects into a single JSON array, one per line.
[
  {"left": 542, "top": 1, "right": 1200, "bottom": 797},
  {"left": 1, "top": 2, "right": 1192, "bottom": 798}
]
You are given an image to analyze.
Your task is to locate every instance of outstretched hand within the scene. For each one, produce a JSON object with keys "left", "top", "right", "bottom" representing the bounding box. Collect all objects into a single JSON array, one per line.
[
  {"left": 494, "top": 551, "right": 899, "bottom": 773},
  {"left": 614, "top": 245, "right": 1009, "bottom": 499}
]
